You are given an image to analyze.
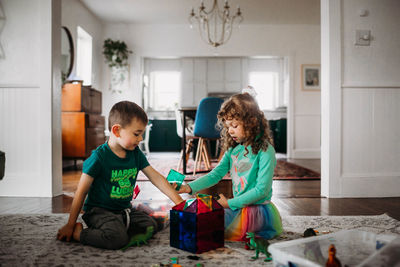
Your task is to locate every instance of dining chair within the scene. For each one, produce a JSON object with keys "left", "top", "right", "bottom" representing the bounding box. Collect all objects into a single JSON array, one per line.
[
  {"left": 192, "top": 97, "right": 224, "bottom": 175},
  {"left": 139, "top": 123, "right": 152, "bottom": 155},
  {"left": 175, "top": 109, "right": 196, "bottom": 171}
]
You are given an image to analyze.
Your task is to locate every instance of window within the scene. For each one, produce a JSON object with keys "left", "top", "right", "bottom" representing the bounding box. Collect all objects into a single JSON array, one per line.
[
  {"left": 247, "top": 57, "right": 286, "bottom": 111},
  {"left": 148, "top": 71, "right": 181, "bottom": 111},
  {"left": 249, "top": 72, "right": 279, "bottom": 110},
  {"left": 76, "top": 26, "right": 92, "bottom": 86}
]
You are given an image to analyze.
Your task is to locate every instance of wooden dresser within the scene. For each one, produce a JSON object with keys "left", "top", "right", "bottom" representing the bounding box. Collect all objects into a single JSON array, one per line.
[{"left": 61, "top": 83, "right": 106, "bottom": 159}]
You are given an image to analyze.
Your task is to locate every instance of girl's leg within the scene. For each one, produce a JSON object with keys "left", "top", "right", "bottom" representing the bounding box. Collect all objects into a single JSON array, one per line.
[
  {"left": 224, "top": 208, "right": 239, "bottom": 228},
  {"left": 81, "top": 207, "right": 129, "bottom": 250},
  {"left": 254, "top": 203, "right": 283, "bottom": 239}
]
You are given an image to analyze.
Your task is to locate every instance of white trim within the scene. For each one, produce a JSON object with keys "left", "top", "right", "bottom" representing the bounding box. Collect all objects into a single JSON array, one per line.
[
  {"left": 292, "top": 149, "right": 321, "bottom": 159},
  {"left": 0, "top": 85, "right": 40, "bottom": 89},
  {"left": 341, "top": 173, "right": 400, "bottom": 178},
  {"left": 286, "top": 53, "right": 295, "bottom": 159},
  {"left": 294, "top": 113, "right": 321, "bottom": 117},
  {"left": 0, "top": 174, "right": 44, "bottom": 197},
  {"left": 321, "top": 0, "right": 342, "bottom": 197},
  {"left": 334, "top": 176, "right": 400, "bottom": 198},
  {"left": 342, "top": 83, "right": 400, "bottom": 88}
]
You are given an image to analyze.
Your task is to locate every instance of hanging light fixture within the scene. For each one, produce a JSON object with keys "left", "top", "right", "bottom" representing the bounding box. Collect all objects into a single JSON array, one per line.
[{"left": 189, "top": 0, "right": 243, "bottom": 47}]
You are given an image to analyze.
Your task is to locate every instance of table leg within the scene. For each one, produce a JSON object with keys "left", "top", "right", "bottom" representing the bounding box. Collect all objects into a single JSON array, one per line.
[{"left": 182, "top": 113, "right": 188, "bottom": 174}]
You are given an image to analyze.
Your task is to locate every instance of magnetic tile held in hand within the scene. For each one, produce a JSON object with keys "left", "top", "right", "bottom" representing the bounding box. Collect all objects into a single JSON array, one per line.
[{"left": 167, "top": 169, "right": 185, "bottom": 190}]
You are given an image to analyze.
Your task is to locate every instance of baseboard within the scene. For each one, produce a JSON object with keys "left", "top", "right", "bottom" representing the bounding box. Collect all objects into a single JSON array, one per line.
[
  {"left": 0, "top": 173, "right": 52, "bottom": 197},
  {"left": 325, "top": 175, "right": 400, "bottom": 198},
  {"left": 291, "top": 149, "right": 321, "bottom": 159}
]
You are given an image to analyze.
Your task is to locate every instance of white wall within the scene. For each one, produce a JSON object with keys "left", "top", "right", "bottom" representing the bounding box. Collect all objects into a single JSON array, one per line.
[
  {"left": 61, "top": 0, "right": 103, "bottom": 91},
  {"left": 321, "top": 0, "right": 400, "bottom": 197},
  {"left": 102, "top": 22, "right": 321, "bottom": 159},
  {"left": 0, "top": 0, "right": 62, "bottom": 197}
]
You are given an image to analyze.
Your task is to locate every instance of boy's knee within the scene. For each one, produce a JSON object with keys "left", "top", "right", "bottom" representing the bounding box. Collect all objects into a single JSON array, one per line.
[{"left": 103, "top": 230, "right": 129, "bottom": 250}]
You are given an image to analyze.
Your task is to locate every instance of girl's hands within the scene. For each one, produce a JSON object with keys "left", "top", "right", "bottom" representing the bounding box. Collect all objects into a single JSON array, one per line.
[
  {"left": 217, "top": 193, "right": 229, "bottom": 208},
  {"left": 171, "top": 183, "right": 229, "bottom": 208},
  {"left": 172, "top": 183, "right": 192, "bottom": 194}
]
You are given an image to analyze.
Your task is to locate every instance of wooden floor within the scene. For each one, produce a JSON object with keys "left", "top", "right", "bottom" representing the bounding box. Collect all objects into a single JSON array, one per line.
[{"left": 1, "top": 153, "right": 399, "bottom": 220}]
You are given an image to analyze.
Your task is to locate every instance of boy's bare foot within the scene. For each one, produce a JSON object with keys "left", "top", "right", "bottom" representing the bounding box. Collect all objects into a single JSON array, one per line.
[{"left": 73, "top": 222, "right": 83, "bottom": 241}]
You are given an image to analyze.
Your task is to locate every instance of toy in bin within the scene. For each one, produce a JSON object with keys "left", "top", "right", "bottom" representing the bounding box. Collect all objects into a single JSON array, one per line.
[
  {"left": 170, "top": 194, "right": 224, "bottom": 253},
  {"left": 167, "top": 169, "right": 185, "bottom": 190},
  {"left": 268, "top": 229, "right": 398, "bottom": 267}
]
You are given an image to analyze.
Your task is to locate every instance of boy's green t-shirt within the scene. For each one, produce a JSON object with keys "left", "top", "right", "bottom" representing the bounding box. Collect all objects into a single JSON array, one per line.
[{"left": 82, "top": 142, "right": 149, "bottom": 212}]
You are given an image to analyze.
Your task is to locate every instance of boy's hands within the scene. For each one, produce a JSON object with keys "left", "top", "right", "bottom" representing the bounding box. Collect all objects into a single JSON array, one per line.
[
  {"left": 172, "top": 183, "right": 192, "bottom": 194},
  {"left": 57, "top": 223, "right": 74, "bottom": 241},
  {"left": 217, "top": 193, "right": 229, "bottom": 208}
]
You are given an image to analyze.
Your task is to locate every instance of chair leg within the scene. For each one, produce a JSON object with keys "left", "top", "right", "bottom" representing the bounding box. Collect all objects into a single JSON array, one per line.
[
  {"left": 202, "top": 141, "right": 211, "bottom": 170},
  {"left": 205, "top": 140, "right": 212, "bottom": 168},
  {"left": 177, "top": 139, "right": 193, "bottom": 171},
  {"left": 144, "top": 140, "right": 150, "bottom": 155},
  {"left": 186, "top": 139, "right": 193, "bottom": 162},
  {"left": 177, "top": 149, "right": 184, "bottom": 171},
  {"left": 200, "top": 146, "right": 207, "bottom": 170},
  {"left": 193, "top": 138, "right": 203, "bottom": 175}
]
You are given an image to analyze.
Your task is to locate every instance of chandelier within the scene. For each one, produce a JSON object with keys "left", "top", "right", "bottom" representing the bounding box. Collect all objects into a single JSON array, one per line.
[{"left": 189, "top": 0, "right": 243, "bottom": 47}]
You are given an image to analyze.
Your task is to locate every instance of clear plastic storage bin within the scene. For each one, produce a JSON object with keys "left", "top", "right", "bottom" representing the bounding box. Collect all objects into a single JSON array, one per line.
[{"left": 268, "top": 230, "right": 397, "bottom": 267}]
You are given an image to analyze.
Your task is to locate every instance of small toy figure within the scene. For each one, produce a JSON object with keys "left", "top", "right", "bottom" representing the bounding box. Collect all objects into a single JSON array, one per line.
[
  {"left": 121, "top": 226, "right": 154, "bottom": 250},
  {"left": 326, "top": 244, "right": 342, "bottom": 267},
  {"left": 170, "top": 257, "right": 179, "bottom": 264},
  {"left": 303, "top": 228, "right": 317, "bottom": 237},
  {"left": 303, "top": 228, "right": 325, "bottom": 265},
  {"left": 246, "top": 232, "right": 272, "bottom": 262}
]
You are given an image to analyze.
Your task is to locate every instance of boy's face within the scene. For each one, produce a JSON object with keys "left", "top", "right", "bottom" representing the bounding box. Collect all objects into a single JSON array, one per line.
[
  {"left": 225, "top": 118, "right": 246, "bottom": 144},
  {"left": 117, "top": 118, "right": 146, "bottom": 151}
]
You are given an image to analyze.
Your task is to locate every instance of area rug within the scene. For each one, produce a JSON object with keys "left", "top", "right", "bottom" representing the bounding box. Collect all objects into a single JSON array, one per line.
[
  {"left": 137, "top": 158, "right": 320, "bottom": 181},
  {"left": 0, "top": 214, "right": 398, "bottom": 266}
]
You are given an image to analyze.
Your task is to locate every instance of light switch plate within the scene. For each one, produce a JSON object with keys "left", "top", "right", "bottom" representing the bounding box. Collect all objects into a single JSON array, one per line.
[{"left": 355, "top": 30, "right": 371, "bottom": 46}]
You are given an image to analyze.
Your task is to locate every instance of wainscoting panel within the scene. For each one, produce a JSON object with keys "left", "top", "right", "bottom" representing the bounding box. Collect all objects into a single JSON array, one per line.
[
  {"left": 338, "top": 175, "right": 400, "bottom": 197},
  {"left": 0, "top": 87, "right": 42, "bottom": 196},
  {"left": 293, "top": 114, "right": 321, "bottom": 158},
  {"left": 341, "top": 88, "right": 400, "bottom": 177}
]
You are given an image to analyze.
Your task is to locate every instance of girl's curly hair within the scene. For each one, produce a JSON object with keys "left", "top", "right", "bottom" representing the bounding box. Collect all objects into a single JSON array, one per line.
[{"left": 217, "top": 93, "right": 274, "bottom": 156}]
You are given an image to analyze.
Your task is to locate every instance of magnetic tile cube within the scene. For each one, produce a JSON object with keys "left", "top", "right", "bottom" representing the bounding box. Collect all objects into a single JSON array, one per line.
[{"left": 170, "top": 194, "right": 224, "bottom": 253}]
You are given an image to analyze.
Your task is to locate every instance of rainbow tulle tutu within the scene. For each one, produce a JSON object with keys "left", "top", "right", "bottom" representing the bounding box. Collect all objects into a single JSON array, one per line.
[{"left": 224, "top": 202, "right": 283, "bottom": 241}]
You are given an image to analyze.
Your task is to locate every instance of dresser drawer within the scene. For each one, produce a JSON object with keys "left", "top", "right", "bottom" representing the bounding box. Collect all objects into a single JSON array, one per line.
[
  {"left": 62, "top": 83, "right": 102, "bottom": 114},
  {"left": 90, "top": 89, "right": 102, "bottom": 114},
  {"left": 62, "top": 112, "right": 105, "bottom": 158},
  {"left": 86, "top": 128, "right": 106, "bottom": 156},
  {"left": 87, "top": 114, "right": 105, "bottom": 128},
  {"left": 62, "top": 112, "right": 86, "bottom": 158}
]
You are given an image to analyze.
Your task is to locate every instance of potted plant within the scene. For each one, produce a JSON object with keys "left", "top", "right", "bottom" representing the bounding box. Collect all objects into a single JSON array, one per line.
[
  {"left": 103, "top": 39, "right": 132, "bottom": 93},
  {"left": 102, "top": 38, "right": 132, "bottom": 68}
]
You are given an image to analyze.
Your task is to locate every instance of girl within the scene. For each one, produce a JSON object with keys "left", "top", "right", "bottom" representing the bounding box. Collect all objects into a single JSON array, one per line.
[{"left": 178, "top": 90, "right": 283, "bottom": 242}]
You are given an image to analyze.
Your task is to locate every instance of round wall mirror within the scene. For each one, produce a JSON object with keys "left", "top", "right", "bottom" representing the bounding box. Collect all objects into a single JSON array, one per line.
[{"left": 61, "top": 26, "right": 74, "bottom": 83}]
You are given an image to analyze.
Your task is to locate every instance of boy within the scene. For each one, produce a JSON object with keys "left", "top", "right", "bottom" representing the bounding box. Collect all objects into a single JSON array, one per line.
[{"left": 57, "top": 101, "right": 183, "bottom": 249}]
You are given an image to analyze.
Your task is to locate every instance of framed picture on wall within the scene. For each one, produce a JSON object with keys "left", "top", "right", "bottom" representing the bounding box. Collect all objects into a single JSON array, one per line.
[{"left": 301, "top": 64, "right": 321, "bottom": 91}]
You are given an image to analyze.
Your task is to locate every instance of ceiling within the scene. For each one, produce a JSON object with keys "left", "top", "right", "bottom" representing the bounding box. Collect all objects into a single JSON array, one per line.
[{"left": 79, "top": 0, "right": 320, "bottom": 25}]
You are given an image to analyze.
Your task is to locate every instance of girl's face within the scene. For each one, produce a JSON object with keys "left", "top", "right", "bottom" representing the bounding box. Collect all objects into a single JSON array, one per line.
[
  {"left": 117, "top": 118, "right": 146, "bottom": 151},
  {"left": 225, "top": 118, "right": 246, "bottom": 144}
]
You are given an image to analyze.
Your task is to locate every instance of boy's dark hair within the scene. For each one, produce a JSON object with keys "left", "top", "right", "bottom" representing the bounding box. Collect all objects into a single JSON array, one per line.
[{"left": 108, "top": 101, "right": 148, "bottom": 131}]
